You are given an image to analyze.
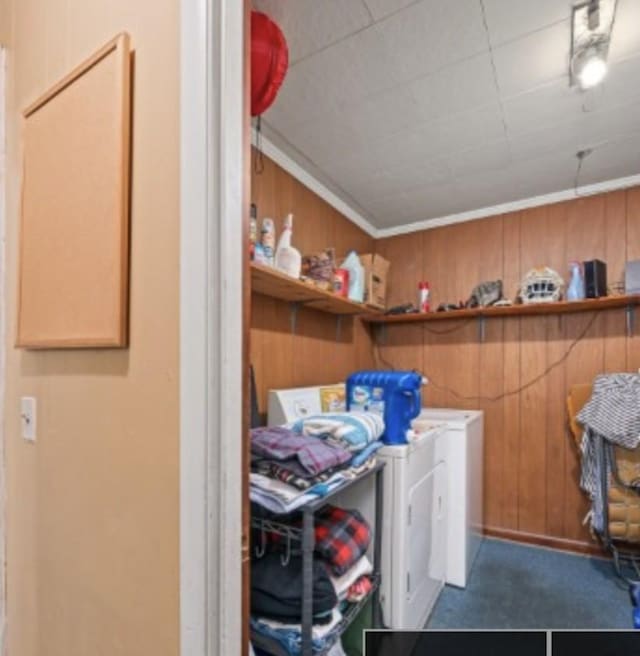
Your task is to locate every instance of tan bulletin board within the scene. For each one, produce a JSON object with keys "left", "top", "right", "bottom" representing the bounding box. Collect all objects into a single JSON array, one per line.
[{"left": 17, "top": 33, "right": 132, "bottom": 348}]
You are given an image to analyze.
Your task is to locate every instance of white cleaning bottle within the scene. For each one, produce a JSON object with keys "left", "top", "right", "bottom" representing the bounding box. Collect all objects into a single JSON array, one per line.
[
  {"left": 275, "top": 213, "right": 302, "bottom": 279},
  {"left": 340, "top": 251, "right": 365, "bottom": 303}
]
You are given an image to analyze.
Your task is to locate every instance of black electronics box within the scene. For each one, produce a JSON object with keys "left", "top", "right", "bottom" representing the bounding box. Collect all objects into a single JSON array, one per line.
[{"left": 583, "top": 259, "right": 607, "bottom": 298}]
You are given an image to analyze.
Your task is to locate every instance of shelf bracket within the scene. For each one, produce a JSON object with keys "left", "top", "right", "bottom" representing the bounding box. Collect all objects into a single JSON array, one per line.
[
  {"left": 289, "top": 301, "right": 302, "bottom": 335},
  {"left": 477, "top": 315, "right": 486, "bottom": 343},
  {"left": 335, "top": 315, "right": 343, "bottom": 341},
  {"left": 373, "top": 323, "right": 387, "bottom": 346},
  {"left": 626, "top": 304, "right": 635, "bottom": 338}
]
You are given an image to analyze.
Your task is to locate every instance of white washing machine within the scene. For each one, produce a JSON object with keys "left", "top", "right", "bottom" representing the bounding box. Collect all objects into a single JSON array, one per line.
[
  {"left": 378, "top": 428, "right": 447, "bottom": 629},
  {"left": 418, "top": 409, "right": 484, "bottom": 589}
]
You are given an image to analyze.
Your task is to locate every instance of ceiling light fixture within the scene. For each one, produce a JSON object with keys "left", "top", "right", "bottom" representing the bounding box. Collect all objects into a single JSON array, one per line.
[
  {"left": 570, "top": 0, "right": 617, "bottom": 90},
  {"left": 573, "top": 41, "right": 608, "bottom": 89}
]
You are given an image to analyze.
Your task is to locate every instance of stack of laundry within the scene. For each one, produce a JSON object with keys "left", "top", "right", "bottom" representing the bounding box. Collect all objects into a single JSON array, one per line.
[
  {"left": 250, "top": 412, "right": 385, "bottom": 514},
  {"left": 251, "top": 504, "right": 375, "bottom": 656}
]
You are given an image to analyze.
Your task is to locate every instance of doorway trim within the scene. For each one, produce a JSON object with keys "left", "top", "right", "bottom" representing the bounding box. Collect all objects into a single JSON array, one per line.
[
  {"left": 179, "top": 2, "right": 244, "bottom": 655},
  {"left": 0, "top": 45, "right": 6, "bottom": 656}
]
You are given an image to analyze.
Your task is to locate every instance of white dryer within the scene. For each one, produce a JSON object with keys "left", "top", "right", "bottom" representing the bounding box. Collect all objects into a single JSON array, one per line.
[
  {"left": 418, "top": 408, "right": 484, "bottom": 589},
  {"left": 378, "top": 428, "right": 447, "bottom": 629}
]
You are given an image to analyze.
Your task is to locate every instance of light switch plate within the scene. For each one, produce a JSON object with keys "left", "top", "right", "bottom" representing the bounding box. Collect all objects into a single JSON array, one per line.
[{"left": 21, "top": 396, "right": 36, "bottom": 442}]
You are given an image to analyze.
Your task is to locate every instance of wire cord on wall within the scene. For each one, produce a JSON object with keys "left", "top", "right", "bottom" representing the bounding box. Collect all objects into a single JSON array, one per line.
[{"left": 372, "top": 312, "right": 599, "bottom": 403}]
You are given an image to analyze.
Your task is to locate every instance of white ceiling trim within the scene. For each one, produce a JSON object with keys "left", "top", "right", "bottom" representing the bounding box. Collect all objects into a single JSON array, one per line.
[
  {"left": 252, "top": 131, "right": 380, "bottom": 238},
  {"left": 254, "top": 131, "right": 640, "bottom": 240},
  {"left": 376, "top": 173, "right": 640, "bottom": 237}
]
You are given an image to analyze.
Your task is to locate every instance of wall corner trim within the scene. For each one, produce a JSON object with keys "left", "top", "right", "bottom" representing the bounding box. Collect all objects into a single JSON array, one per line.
[
  {"left": 180, "top": 2, "right": 243, "bottom": 656},
  {"left": 375, "top": 174, "right": 640, "bottom": 237}
]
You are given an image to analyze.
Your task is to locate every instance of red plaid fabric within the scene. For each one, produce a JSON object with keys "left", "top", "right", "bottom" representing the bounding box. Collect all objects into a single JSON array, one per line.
[
  {"left": 314, "top": 505, "right": 371, "bottom": 576},
  {"left": 263, "top": 504, "right": 371, "bottom": 576}
]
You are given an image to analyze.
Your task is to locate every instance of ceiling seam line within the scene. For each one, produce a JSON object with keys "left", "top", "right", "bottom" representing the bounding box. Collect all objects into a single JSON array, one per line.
[
  {"left": 479, "top": 0, "right": 510, "bottom": 142},
  {"left": 360, "top": 0, "right": 375, "bottom": 25},
  {"left": 291, "top": 0, "right": 482, "bottom": 70}
]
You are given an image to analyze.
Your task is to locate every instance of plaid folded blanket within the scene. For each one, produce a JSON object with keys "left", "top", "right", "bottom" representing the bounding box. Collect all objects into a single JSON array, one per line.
[
  {"left": 251, "top": 426, "right": 352, "bottom": 476},
  {"left": 264, "top": 505, "right": 372, "bottom": 575},
  {"left": 315, "top": 505, "right": 371, "bottom": 576}
]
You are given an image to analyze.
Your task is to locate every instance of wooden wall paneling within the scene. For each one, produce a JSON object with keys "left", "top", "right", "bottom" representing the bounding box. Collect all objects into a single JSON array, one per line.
[
  {"left": 562, "top": 195, "right": 607, "bottom": 542},
  {"left": 544, "top": 202, "right": 568, "bottom": 537},
  {"left": 294, "top": 307, "right": 358, "bottom": 389},
  {"left": 475, "top": 216, "right": 506, "bottom": 529},
  {"left": 501, "top": 212, "right": 523, "bottom": 303},
  {"left": 479, "top": 316, "right": 505, "bottom": 528},
  {"left": 376, "top": 232, "right": 423, "bottom": 308},
  {"left": 250, "top": 295, "right": 294, "bottom": 414},
  {"left": 439, "top": 221, "right": 482, "bottom": 409},
  {"left": 274, "top": 163, "right": 294, "bottom": 224},
  {"left": 250, "top": 153, "right": 376, "bottom": 417},
  {"left": 375, "top": 232, "right": 424, "bottom": 372},
  {"left": 603, "top": 191, "right": 629, "bottom": 373},
  {"left": 292, "top": 180, "right": 329, "bottom": 256},
  {"left": 518, "top": 207, "right": 551, "bottom": 535},
  {"left": 330, "top": 206, "right": 375, "bottom": 260},
  {"left": 627, "top": 188, "right": 640, "bottom": 371},
  {"left": 501, "top": 212, "right": 522, "bottom": 530},
  {"left": 251, "top": 152, "right": 277, "bottom": 222},
  {"left": 422, "top": 225, "right": 450, "bottom": 407}
]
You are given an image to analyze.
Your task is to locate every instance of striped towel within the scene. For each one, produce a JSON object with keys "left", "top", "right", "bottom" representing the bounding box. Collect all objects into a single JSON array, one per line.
[{"left": 291, "top": 412, "right": 384, "bottom": 453}]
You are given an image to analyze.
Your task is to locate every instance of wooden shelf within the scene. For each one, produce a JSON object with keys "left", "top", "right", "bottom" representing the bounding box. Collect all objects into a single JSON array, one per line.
[
  {"left": 362, "top": 294, "right": 640, "bottom": 324},
  {"left": 251, "top": 262, "right": 380, "bottom": 316}
]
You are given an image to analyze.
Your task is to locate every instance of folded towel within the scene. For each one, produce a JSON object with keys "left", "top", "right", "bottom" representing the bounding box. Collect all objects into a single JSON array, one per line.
[
  {"left": 329, "top": 555, "right": 373, "bottom": 600},
  {"left": 349, "top": 440, "right": 384, "bottom": 467},
  {"left": 250, "top": 472, "right": 346, "bottom": 514},
  {"left": 292, "top": 412, "right": 384, "bottom": 453}
]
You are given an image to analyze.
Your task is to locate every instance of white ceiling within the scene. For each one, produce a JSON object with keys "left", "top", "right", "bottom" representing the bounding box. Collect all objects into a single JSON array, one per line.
[{"left": 253, "top": 0, "right": 640, "bottom": 231}]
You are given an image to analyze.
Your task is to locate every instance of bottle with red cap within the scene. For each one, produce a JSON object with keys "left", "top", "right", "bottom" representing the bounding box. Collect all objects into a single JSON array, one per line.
[{"left": 418, "top": 281, "right": 430, "bottom": 313}]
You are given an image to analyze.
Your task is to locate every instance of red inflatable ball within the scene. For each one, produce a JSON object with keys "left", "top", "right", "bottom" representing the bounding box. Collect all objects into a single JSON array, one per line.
[{"left": 251, "top": 11, "right": 289, "bottom": 117}]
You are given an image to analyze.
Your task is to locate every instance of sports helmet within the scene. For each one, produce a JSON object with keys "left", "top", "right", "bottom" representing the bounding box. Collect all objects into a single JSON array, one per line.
[{"left": 519, "top": 267, "right": 564, "bottom": 304}]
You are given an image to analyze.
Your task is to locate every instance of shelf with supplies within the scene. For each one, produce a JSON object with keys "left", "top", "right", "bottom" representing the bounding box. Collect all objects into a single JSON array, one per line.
[
  {"left": 251, "top": 262, "right": 382, "bottom": 317},
  {"left": 362, "top": 294, "right": 640, "bottom": 341},
  {"left": 250, "top": 462, "right": 385, "bottom": 656}
]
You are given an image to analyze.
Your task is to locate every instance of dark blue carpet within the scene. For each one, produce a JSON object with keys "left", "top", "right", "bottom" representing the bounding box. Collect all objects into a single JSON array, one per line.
[{"left": 427, "top": 538, "right": 631, "bottom": 629}]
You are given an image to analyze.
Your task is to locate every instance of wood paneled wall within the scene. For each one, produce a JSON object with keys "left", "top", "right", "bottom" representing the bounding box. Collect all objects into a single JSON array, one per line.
[
  {"left": 376, "top": 188, "right": 640, "bottom": 550},
  {"left": 250, "top": 152, "right": 375, "bottom": 416}
]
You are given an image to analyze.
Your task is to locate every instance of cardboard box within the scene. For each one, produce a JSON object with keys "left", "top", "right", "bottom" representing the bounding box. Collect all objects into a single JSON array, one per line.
[{"left": 360, "top": 253, "right": 390, "bottom": 310}]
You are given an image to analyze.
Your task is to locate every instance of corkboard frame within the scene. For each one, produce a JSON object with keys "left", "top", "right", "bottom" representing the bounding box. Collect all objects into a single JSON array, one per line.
[{"left": 16, "top": 33, "right": 132, "bottom": 349}]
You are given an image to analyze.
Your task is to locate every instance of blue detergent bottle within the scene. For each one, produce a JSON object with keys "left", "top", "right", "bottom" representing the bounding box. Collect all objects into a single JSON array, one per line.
[{"left": 346, "top": 370, "right": 423, "bottom": 445}]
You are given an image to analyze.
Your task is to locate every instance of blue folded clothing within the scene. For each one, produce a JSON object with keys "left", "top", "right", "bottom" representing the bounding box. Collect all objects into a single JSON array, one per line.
[
  {"left": 250, "top": 612, "right": 342, "bottom": 656},
  {"left": 349, "top": 440, "right": 384, "bottom": 467}
]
